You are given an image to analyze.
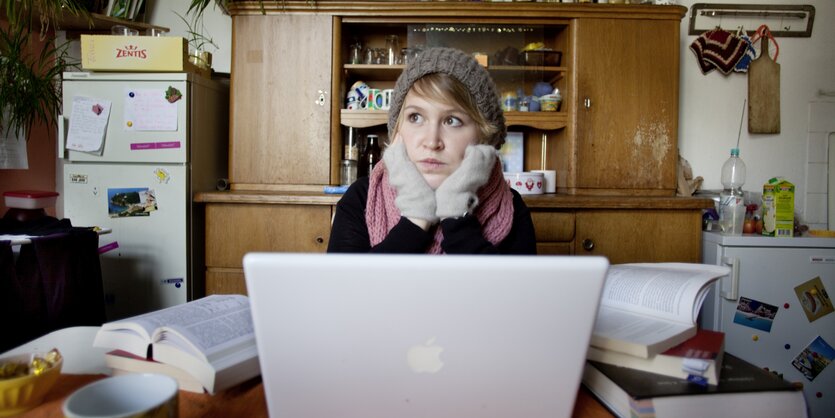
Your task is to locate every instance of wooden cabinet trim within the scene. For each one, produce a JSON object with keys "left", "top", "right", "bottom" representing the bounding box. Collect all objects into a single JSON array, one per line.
[{"left": 228, "top": 2, "right": 687, "bottom": 21}]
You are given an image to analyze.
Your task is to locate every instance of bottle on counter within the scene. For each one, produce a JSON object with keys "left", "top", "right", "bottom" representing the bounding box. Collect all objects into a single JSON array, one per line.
[
  {"left": 719, "top": 147, "right": 746, "bottom": 235},
  {"left": 358, "top": 134, "right": 381, "bottom": 178}
]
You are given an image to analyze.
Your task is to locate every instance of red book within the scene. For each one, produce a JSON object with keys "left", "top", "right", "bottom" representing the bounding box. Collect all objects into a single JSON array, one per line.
[{"left": 587, "top": 330, "right": 725, "bottom": 385}]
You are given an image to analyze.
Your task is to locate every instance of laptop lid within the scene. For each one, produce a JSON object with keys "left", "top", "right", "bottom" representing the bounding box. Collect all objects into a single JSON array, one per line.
[{"left": 243, "top": 253, "right": 608, "bottom": 418}]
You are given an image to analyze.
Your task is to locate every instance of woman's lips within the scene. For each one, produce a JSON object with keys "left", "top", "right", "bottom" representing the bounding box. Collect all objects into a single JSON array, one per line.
[{"left": 418, "top": 159, "right": 445, "bottom": 170}]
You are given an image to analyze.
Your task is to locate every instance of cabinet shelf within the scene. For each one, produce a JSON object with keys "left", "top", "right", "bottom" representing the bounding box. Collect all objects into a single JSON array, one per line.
[
  {"left": 344, "top": 64, "right": 566, "bottom": 83},
  {"left": 340, "top": 109, "right": 567, "bottom": 130},
  {"left": 57, "top": 12, "right": 169, "bottom": 33}
]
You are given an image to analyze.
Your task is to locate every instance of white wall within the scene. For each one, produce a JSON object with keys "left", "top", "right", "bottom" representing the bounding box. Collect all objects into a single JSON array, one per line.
[
  {"left": 677, "top": 0, "right": 834, "bottom": 226},
  {"left": 146, "top": 0, "right": 232, "bottom": 74}
]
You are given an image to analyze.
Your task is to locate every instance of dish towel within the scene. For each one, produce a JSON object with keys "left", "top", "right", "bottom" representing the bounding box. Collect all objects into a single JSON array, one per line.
[{"left": 690, "top": 28, "right": 748, "bottom": 75}]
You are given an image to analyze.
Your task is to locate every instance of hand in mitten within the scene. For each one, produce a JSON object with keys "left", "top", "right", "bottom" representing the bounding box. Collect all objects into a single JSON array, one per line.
[
  {"left": 435, "top": 144, "right": 497, "bottom": 219},
  {"left": 382, "top": 138, "right": 438, "bottom": 224}
]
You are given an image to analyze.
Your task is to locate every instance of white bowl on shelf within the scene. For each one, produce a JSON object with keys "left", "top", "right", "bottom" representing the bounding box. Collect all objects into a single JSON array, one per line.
[{"left": 503, "top": 172, "right": 545, "bottom": 195}]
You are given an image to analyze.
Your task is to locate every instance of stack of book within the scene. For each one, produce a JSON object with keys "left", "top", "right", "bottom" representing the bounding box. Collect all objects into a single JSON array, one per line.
[
  {"left": 587, "top": 329, "right": 725, "bottom": 386},
  {"left": 93, "top": 294, "right": 261, "bottom": 394},
  {"left": 584, "top": 263, "right": 807, "bottom": 417}
]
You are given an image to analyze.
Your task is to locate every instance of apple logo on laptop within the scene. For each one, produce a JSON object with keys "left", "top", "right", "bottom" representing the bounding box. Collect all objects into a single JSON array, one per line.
[{"left": 407, "top": 337, "right": 444, "bottom": 373}]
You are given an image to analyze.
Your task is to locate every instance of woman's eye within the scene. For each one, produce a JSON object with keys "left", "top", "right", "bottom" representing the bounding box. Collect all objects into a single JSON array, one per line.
[
  {"left": 407, "top": 113, "right": 423, "bottom": 123},
  {"left": 444, "top": 116, "right": 463, "bottom": 127}
]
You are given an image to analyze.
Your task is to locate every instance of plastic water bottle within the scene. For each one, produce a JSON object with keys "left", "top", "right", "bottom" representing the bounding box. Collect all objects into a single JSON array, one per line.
[{"left": 719, "top": 148, "right": 746, "bottom": 235}]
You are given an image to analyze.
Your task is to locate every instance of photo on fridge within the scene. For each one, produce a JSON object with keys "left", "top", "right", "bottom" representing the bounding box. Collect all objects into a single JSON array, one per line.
[
  {"left": 108, "top": 187, "right": 158, "bottom": 218},
  {"left": 791, "top": 336, "right": 834, "bottom": 382},
  {"left": 794, "top": 277, "right": 834, "bottom": 322},
  {"left": 732, "top": 296, "right": 778, "bottom": 332}
]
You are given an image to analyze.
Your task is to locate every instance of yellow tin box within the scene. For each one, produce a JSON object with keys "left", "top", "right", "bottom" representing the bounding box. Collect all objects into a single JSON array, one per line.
[{"left": 81, "top": 35, "right": 188, "bottom": 72}]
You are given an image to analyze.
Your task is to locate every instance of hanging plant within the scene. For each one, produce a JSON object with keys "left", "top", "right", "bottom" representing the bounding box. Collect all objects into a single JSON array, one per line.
[{"left": 0, "top": 0, "right": 88, "bottom": 139}]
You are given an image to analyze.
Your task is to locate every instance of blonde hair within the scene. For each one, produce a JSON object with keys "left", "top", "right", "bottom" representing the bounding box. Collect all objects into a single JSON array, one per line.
[{"left": 391, "top": 73, "right": 500, "bottom": 146}]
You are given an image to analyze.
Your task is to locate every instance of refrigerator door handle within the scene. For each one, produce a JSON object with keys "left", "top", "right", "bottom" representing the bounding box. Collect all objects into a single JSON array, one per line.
[
  {"left": 720, "top": 256, "right": 740, "bottom": 301},
  {"left": 57, "top": 114, "right": 68, "bottom": 160}
]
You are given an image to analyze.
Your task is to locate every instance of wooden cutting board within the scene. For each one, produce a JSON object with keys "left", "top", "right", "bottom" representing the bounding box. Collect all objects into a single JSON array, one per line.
[{"left": 748, "top": 36, "right": 780, "bottom": 133}]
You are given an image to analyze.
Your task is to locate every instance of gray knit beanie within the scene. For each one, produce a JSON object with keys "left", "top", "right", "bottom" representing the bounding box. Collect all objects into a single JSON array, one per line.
[{"left": 387, "top": 47, "right": 506, "bottom": 149}]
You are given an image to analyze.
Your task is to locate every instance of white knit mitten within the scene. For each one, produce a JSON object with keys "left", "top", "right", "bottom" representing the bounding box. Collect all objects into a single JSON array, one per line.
[
  {"left": 382, "top": 141, "right": 438, "bottom": 223},
  {"left": 435, "top": 145, "right": 496, "bottom": 219}
]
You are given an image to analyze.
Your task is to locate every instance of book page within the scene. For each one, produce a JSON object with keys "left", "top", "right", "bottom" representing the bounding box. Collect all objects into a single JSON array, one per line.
[
  {"left": 593, "top": 307, "right": 693, "bottom": 347},
  {"left": 145, "top": 295, "right": 254, "bottom": 361},
  {"left": 600, "top": 263, "right": 729, "bottom": 325},
  {"left": 100, "top": 295, "right": 251, "bottom": 359}
]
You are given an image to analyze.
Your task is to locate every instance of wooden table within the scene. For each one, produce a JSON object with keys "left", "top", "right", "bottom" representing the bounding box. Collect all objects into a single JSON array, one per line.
[{"left": 20, "top": 374, "right": 614, "bottom": 417}]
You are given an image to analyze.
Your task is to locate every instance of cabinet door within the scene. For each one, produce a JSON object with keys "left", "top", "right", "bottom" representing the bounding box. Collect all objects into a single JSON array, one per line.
[
  {"left": 230, "top": 14, "right": 333, "bottom": 187},
  {"left": 575, "top": 210, "right": 702, "bottom": 263},
  {"left": 572, "top": 18, "right": 679, "bottom": 195},
  {"left": 205, "top": 203, "right": 332, "bottom": 269}
]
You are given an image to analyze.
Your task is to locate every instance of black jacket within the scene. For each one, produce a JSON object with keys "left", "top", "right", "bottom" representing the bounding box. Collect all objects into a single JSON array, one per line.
[{"left": 327, "top": 177, "right": 537, "bottom": 254}]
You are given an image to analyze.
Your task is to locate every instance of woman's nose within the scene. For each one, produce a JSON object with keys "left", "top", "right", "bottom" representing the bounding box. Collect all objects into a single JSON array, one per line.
[{"left": 422, "top": 125, "right": 444, "bottom": 150}]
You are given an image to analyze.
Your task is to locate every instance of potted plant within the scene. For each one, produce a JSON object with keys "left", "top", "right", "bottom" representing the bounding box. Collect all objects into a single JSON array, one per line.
[
  {"left": 175, "top": 11, "right": 218, "bottom": 72},
  {"left": 0, "top": 0, "right": 91, "bottom": 140}
]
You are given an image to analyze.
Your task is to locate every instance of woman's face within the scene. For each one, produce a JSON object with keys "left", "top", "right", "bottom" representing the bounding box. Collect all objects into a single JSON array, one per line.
[{"left": 395, "top": 90, "right": 480, "bottom": 190}]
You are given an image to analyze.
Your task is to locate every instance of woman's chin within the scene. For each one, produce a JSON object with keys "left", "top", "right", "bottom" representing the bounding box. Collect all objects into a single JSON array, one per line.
[{"left": 421, "top": 173, "right": 447, "bottom": 190}]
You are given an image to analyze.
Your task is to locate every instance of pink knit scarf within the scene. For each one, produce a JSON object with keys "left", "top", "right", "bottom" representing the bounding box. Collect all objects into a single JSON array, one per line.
[{"left": 366, "top": 160, "right": 514, "bottom": 253}]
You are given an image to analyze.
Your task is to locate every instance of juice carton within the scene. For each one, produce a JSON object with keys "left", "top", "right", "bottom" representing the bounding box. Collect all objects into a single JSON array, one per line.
[{"left": 762, "top": 177, "right": 794, "bottom": 237}]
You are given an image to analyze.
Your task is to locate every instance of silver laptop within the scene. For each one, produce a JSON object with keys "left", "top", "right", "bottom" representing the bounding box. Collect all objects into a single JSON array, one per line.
[{"left": 243, "top": 253, "right": 608, "bottom": 418}]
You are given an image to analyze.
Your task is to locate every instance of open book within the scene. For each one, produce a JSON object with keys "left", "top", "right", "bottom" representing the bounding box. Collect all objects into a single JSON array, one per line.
[
  {"left": 590, "top": 263, "right": 730, "bottom": 358},
  {"left": 93, "top": 294, "right": 260, "bottom": 394}
]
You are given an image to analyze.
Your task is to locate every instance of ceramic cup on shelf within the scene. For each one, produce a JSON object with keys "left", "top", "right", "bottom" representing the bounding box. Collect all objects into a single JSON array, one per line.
[{"left": 531, "top": 170, "right": 557, "bottom": 193}]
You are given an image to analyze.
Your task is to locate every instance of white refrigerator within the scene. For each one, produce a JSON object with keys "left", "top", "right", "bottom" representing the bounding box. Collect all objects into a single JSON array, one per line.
[
  {"left": 700, "top": 231, "right": 835, "bottom": 418},
  {"left": 59, "top": 72, "right": 228, "bottom": 321}
]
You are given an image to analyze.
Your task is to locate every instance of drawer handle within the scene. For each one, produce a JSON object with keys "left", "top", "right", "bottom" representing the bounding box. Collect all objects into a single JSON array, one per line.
[
  {"left": 316, "top": 236, "right": 324, "bottom": 244},
  {"left": 581, "top": 238, "right": 595, "bottom": 252}
]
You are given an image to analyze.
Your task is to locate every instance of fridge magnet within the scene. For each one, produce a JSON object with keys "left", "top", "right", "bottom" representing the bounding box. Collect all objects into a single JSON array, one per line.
[
  {"left": 98, "top": 241, "right": 119, "bottom": 254},
  {"left": 794, "top": 277, "right": 834, "bottom": 322},
  {"left": 107, "top": 187, "right": 158, "bottom": 218},
  {"left": 732, "top": 296, "right": 778, "bottom": 332},
  {"left": 165, "top": 86, "right": 182, "bottom": 103},
  {"left": 160, "top": 278, "right": 184, "bottom": 289},
  {"left": 154, "top": 168, "right": 171, "bottom": 184},
  {"left": 791, "top": 336, "right": 834, "bottom": 382}
]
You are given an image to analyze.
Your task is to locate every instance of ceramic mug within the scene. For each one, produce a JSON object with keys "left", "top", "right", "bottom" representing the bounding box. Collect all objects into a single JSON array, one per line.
[
  {"left": 346, "top": 81, "right": 369, "bottom": 110},
  {"left": 368, "top": 88, "right": 382, "bottom": 110},
  {"left": 380, "top": 89, "right": 393, "bottom": 110}
]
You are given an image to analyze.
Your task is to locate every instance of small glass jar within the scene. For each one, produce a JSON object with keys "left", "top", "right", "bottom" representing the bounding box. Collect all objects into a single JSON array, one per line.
[
  {"left": 349, "top": 43, "right": 362, "bottom": 64},
  {"left": 385, "top": 35, "right": 400, "bottom": 65},
  {"left": 340, "top": 159, "right": 358, "bottom": 186}
]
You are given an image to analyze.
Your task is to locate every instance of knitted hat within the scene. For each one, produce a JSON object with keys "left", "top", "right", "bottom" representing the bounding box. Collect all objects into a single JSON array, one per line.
[{"left": 387, "top": 47, "right": 506, "bottom": 148}]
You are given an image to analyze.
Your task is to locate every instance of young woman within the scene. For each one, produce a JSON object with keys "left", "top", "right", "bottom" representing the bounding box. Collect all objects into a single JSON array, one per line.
[{"left": 328, "top": 47, "right": 536, "bottom": 254}]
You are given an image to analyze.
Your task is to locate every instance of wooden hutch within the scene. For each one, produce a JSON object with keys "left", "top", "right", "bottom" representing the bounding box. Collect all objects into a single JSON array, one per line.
[{"left": 195, "top": 1, "right": 712, "bottom": 295}]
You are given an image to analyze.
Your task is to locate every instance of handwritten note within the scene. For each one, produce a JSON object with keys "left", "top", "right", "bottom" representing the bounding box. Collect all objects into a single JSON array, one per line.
[
  {"left": 123, "top": 88, "right": 178, "bottom": 131},
  {"left": 66, "top": 96, "right": 111, "bottom": 154}
]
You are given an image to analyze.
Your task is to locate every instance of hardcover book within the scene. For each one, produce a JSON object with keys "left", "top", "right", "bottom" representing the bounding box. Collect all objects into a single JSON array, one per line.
[
  {"left": 93, "top": 294, "right": 260, "bottom": 394},
  {"left": 583, "top": 353, "right": 808, "bottom": 418},
  {"left": 587, "top": 329, "right": 725, "bottom": 385}
]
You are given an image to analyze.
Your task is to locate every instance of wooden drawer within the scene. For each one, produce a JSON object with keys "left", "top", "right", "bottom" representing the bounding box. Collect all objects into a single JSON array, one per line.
[
  {"left": 205, "top": 203, "right": 331, "bottom": 268},
  {"left": 207, "top": 268, "right": 247, "bottom": 295},
  {"left": 574, "top": 210, "right": 703, "bottom": 264},
  {"left": 531, "top": 211, "right": 575, "bottom": 242}
]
